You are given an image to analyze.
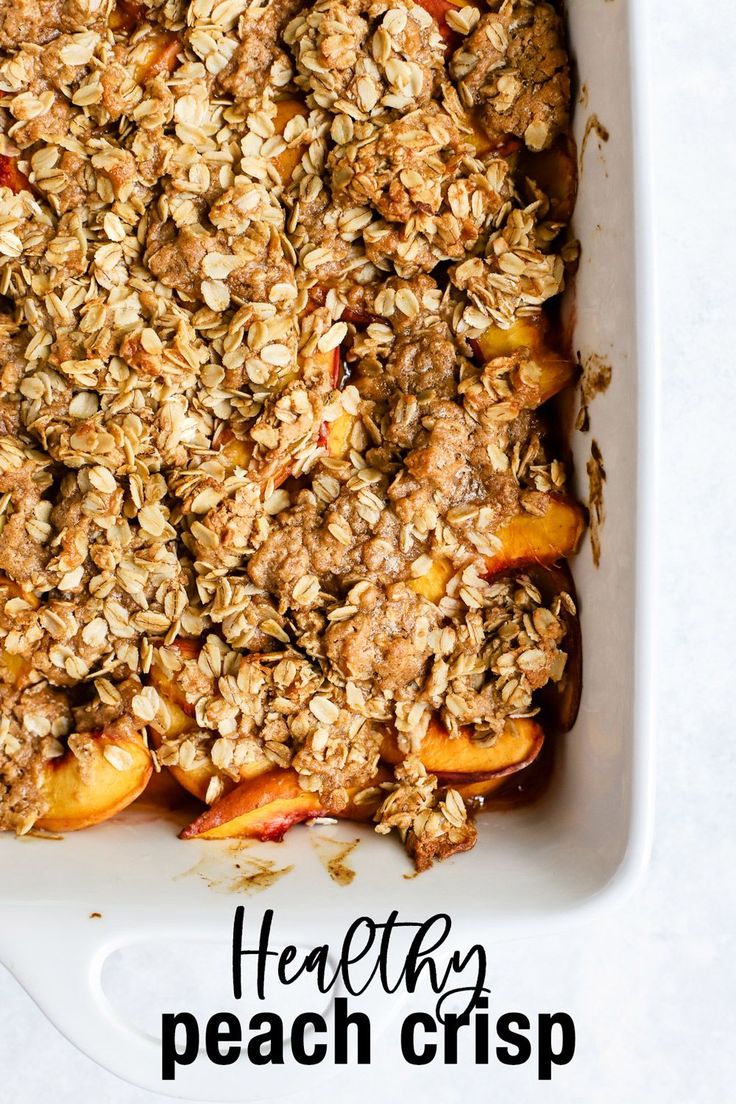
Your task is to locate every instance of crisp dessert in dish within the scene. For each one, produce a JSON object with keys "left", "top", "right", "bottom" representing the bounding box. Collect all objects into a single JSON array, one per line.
[{"left": 0, "top": 0, "right": 583, "bottom": 870}]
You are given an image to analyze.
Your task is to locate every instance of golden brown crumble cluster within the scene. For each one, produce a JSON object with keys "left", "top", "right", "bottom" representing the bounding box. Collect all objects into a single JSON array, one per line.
[{"left": 0, "top": 0, "right": 580, "bottom": 867}]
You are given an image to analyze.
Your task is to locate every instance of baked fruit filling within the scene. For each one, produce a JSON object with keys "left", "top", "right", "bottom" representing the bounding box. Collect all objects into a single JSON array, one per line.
[{"left": 0, "top": 0, "right": 582, "bottom": 870}]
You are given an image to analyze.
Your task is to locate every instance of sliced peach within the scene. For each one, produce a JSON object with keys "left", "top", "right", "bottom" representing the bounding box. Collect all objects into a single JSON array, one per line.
[
  {"left": 474, "top": 317, "right": 540, "bottom": 362},
  {"left": 484, "top": 494, "right": 585, "bottom": 577},
  {"left": 150, "top": 724, "right": 272, "bottom": 804},
  {"left": 154, "top": 745, "right": 217, "bottom": 803},
  {"left": 447, "top": 776, "right": 507, "bottom": 802},
  {"left": 149, "top": 715, "right": 270, "bottom": 804},
  {"left": 292, "top": 342, "right": 340, "bottom": 388},
  {"left": 409, "top": 497, "right": 583, "bottom": 602},
  {"left": 517, "top": 133, "right": 578, "bottom": 224},
  {"left": 0, "top": 156, "right": 31, "bottom": 195},
  {"left": 0, "top": 576, "right": 39, "bottom": 689},
  {"left": 215, "top": 426, "right": 284, "bottom": 486},
  {"left": 146, "top": 685, "right": 215, "bottom": 804},
  {"left": 180, "top": 769, "right": 322, "bottom": 841},
  {"left": 149, "top": 638, "right": 214, "bottom": 802},
  {"left": 319, "top": 347, "right": 348, "bottom": 453},
  {"left": 180, "top": 766, "right": 392, "bottom": 841},
  {"left": 325, "top": 410, "right": 355, "bottom": 459},
  {"left": 132, "top": 31, "right": 180, "bottom": 83},
  {"left": 150, "top": 637, "right": 200, "bottom": 719},
  {"left": 149, "top": 641, "right": 274, "bottom": 801},
  {"left": 36, "top": 727, "right": 152, "bottom": 833},
  {"left": 408, "top": 555, "right": 454, "bottom": 604},
  {"left": 0, "top": 649, "right": 33, "bottom": 690},
  {"left": 220, "top": 431, "right": 291, "bottom": 488},
  {"left": 381, "top": 716, "right": 544, "bottom": 779},
  {"left": 474, "top": 315, "right": 576, "bottom": 408},
  {"left": 468, "top": 111, "right": 493, "bottom": 157},
  {"left": 109, "top": 0, "right": 145, "bottom": 32},
  {"left": 513, "top": 355, "right": 575, "bottom": 408},
  {"left": 218, "top": 430, "right": 252, "bottom": 472},
  {"left": 417, "top": 0, "right": 468, "bottom": 49},
  {"left": 0, "top": 577, "right": 40, "bottom": 607},
  {"left": 272, "top": 98, "right": 309, "bottom": 184}
]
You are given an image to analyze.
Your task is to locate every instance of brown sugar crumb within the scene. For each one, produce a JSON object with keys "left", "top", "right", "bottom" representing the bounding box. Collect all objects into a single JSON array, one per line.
[
  {"left": 327, "top": 99, "right": 518, "bottom": 279},
  {"left": 0, "top": 0, "right": 109, "bottom": 51},
  {"left": 375, "top": 758, "right": 477, "bottom": 870},
  {"left": 284, "top": 0, "right": 445, "bottom": 117},
  {"left": 451, "top": 0, "right": 570, "bottom": 152},
  {"left": 211, "top": 0, "right": 304, "bottom": 106},
  {"left": 324, "top": 582, "right": 441, "bottom": 693}
]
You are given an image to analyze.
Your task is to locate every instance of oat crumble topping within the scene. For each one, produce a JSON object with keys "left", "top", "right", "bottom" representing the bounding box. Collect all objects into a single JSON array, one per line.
[{"left": 0, "top": 0, "right": 581, "bottom": 867}]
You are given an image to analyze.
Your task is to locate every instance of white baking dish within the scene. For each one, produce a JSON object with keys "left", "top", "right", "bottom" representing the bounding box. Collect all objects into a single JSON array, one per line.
[{"left": 0, "top": 1, "right": 657, "bottom": 1097}]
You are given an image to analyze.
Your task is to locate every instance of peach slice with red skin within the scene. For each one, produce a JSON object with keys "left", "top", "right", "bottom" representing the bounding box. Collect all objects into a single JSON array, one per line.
[
  {"left": 180, "top": 766, "right": 392, "bottom": 841},
  {"left": 381, "top": 716, "right": 544, "bottom": 780},
  {"left": 180, "top": 769, "right": 322, "bottom": 841},
  {"left": 36, "top": 726, "right": 152, "bottom": 833}
]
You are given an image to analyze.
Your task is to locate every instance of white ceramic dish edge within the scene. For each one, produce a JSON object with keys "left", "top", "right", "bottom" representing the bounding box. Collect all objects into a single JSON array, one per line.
[{"left": 0, "top": 1, "right": 659, "bottom": 1097}]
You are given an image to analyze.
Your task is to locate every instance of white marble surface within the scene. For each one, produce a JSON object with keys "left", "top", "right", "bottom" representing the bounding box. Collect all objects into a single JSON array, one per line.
[{"left": 2, "top": 2, "right": 735, "bottom": 1100}]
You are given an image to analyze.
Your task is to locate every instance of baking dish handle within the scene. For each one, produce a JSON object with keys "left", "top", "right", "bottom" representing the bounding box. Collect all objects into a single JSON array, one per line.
[
  {"left": 0, "top": 904, "right": 406, "bottom": 1100},
  {"left": 1, "top": 906, "right": 189, "bottom": 1094}
]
